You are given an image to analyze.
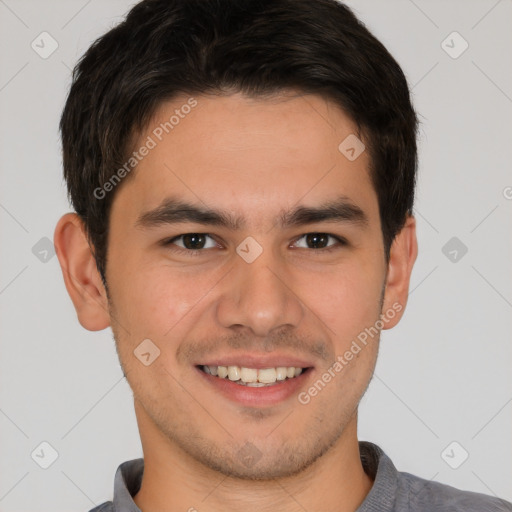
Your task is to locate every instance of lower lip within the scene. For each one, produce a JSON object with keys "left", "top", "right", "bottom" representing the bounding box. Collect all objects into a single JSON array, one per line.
[{"left": 196, "top": 366, "right": 313, "bottom": 407}]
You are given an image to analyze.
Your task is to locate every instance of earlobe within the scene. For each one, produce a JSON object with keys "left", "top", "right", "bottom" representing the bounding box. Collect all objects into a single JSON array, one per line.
[
  {"left": 53, "top": 213, "right": 111, "bottom": 331},
  {"left": 381, "top": 215, "right": 418, "bottom": 329}
]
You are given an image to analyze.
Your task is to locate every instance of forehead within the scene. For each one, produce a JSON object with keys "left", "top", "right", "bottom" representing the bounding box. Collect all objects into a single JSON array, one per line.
[{"left": 111, "top": 91, "right": 379, "bottom": 230}]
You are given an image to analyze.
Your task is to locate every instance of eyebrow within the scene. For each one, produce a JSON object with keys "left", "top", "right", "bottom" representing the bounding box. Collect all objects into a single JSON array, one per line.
[{"left": 135, "top": 195, "right": 369, "bottom": 231}]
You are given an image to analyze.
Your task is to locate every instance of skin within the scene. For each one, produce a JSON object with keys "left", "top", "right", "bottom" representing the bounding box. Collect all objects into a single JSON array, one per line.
[{"left": 54, "top": 91, "right": 417, "bottom": 512}]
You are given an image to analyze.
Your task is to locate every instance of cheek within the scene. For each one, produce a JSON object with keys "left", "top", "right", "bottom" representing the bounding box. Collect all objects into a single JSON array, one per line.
[
  {"left": 108, "top": 265, "right": 211, "bottom": 385},
  {"left": 305, "top": 259, "right": 383, "bottom": 335},
  {"left": 109, "top": 260, "right": 223, "bottom": 342}
]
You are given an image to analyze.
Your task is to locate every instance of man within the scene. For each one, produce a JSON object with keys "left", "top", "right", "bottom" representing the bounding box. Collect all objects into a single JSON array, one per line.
[{"left": 53, "top": 0, "right": 512, "bottom": 510}]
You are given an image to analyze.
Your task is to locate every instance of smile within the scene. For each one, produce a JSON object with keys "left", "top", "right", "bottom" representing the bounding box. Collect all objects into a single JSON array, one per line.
[{"left": 200, "top": 365, "right": 306, "bottom": 386}]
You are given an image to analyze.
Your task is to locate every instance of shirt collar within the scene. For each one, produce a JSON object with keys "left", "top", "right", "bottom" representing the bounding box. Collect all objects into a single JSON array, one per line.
[
  {"left": 356, "top": 441, "right": 398, "bottom": 511},
  {"left": 113, "top": 458, "right": 143, "bottom": 512}
]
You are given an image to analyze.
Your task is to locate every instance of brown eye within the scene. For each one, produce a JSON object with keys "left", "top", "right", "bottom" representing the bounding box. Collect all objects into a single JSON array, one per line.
[
  {"left": 293, "top": 233, "right": 346, "bottom": 251},
  {"left": 163, "top": 233, "right": 218, "bottom": 252}
]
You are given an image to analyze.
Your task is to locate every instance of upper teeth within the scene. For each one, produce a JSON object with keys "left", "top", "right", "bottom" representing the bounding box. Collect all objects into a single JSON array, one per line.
[{"left": 203, "top": 365, "right": 303, "bottom": 384}]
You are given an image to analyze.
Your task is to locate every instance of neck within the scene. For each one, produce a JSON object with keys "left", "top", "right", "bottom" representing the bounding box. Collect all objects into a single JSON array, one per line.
[{"left": 133, "top": 408, "right": 373, "bottom": 512}]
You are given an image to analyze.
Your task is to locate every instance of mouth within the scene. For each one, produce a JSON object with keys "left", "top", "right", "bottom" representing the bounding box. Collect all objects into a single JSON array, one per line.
[
  {"left": 198, "top": 364, "right": 310, "bottom": 386},
  {"left": 195, "top": 361, "right": 314, "bottom": 407}
]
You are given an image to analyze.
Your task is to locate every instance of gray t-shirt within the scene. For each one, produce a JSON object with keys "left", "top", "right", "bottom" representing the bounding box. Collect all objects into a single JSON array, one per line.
[{"left": 89, "top": 441, "right": 512, "bottom": 511}]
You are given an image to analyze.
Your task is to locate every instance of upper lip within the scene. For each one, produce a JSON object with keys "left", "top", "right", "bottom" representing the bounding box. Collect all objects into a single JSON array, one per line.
[{"left": 196, "top": 353, "right": 315, "bottom": 370}]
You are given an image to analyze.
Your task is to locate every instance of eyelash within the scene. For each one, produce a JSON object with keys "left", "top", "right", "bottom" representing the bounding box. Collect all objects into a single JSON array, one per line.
[{"left": 161, "top": 233, "right": 347, "bottom": 256}]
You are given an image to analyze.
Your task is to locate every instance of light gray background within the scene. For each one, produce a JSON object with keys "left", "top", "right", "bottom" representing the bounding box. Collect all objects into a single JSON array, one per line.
[{"left": 0, "top": 0, "right": 511, "bottom": 511}]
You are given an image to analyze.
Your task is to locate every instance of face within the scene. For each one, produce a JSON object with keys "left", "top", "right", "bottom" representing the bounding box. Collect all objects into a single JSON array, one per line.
[{"left": 93, "top": 91, "right": 407, "bottom": 479}]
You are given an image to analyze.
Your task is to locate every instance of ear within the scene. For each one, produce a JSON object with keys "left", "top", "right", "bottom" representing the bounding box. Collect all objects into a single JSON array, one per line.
[
  {"left": 53, "top": 213, "right": 111, "bottom": 331},
  {"left": 381, "top": 215, "right": 418, "bottom": 329}
]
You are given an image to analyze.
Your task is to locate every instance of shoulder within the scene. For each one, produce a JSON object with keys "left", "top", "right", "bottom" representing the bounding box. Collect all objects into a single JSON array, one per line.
[
  {"left": 359, "top": 442, "right": 512, "bottom": 512},
  {"left": 397, "top": 470, "right": 512, "bottom": 511},
  {"left": 87, "top": 501, "right": 114, "bottom": 512}
]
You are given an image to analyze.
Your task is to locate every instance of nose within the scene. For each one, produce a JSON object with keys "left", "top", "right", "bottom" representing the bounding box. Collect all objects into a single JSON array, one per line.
[{"left": 215, "top": 246, "right": 304, "bottom": 338}]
